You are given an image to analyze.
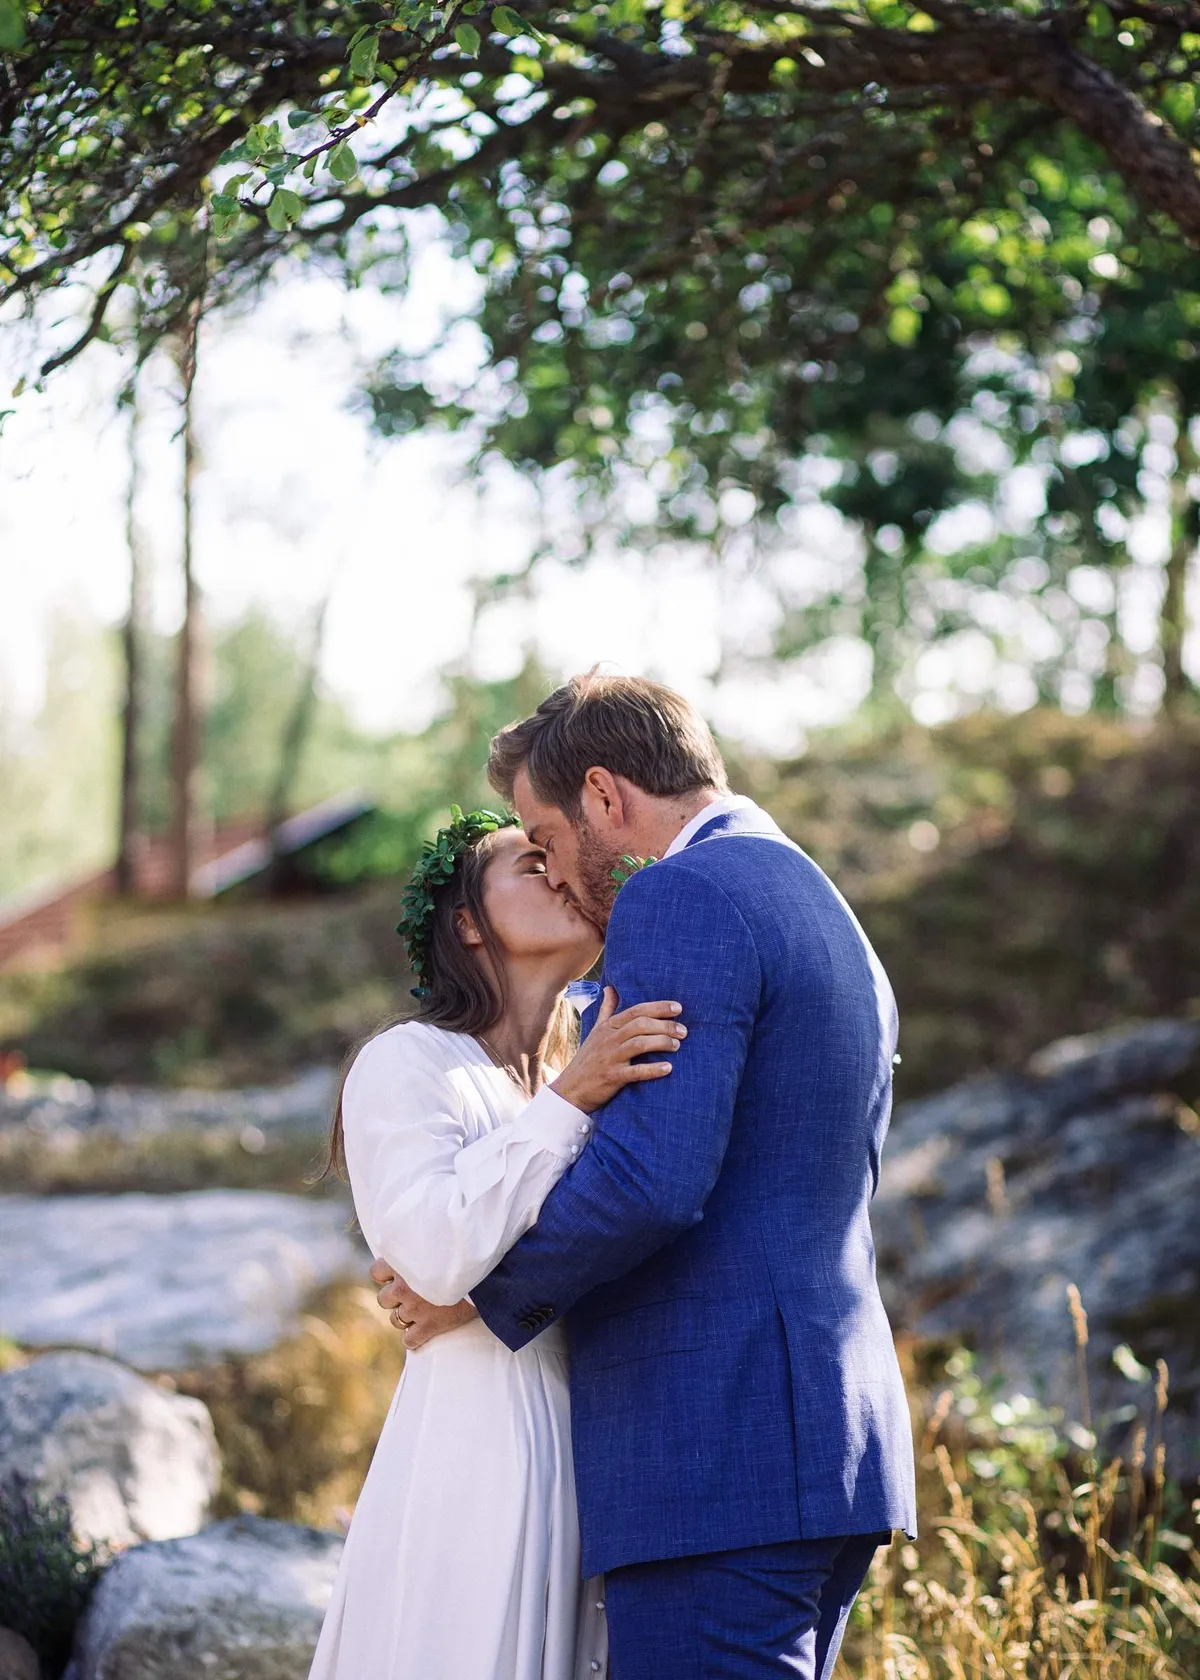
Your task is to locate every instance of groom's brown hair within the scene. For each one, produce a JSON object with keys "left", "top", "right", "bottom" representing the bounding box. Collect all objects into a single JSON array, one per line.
[{"left": 487, "top": 671, "right": 728, "bottom": 819}]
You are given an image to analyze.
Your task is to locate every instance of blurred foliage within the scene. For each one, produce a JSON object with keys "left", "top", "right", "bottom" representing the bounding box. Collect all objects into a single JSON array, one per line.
[
  {"left": 5, "top": 4, "right": 1199, "bottom": 359},
  {"left": 173, "top": 1279, "right": 406, "bottom": 1531},
  {"left": 840, "top": 1340, "right": 1200, "bottom": 1679},
  {"left": 0, "top": 612, "right": 121, "bottom": 901},
  {"left": 134, "top": 606, "right": 392, "bottom": 835},
  {"left": 5, "top": 4, "right": 1200, "bottom": 713},
  {"left": 0, "top": 606, "right": 547, "bottom": 902},
  {"left": 736, "top": 710, "right": 1200, "bottom": 1094},
  {"left": 4, "top": 702, "right": 1198, "bottom": 1096},
  {"left": 0, "top": 1483, "right": 105, "bottom": 1678},
  {"left": 0, "top": 886, "right": 406, "bottom": 1087},
  {"left": 0, "top": 606, "right": 363, "bottom": 900}
]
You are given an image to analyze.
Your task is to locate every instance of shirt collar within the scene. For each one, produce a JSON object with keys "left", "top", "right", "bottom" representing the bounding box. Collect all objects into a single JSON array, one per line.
[{"left": 662, "top": 794, "right": 757, "bottom": 859}]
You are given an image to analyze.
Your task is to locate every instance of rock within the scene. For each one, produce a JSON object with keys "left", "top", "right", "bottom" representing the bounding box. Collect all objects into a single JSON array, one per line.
[
  {"left": 876, "top": 1016, "right": 1200, "bottom": 1466},
  {"left": 0, "top": 1352, "right": 218, "bottom": 1549},
  {"left": 0, "top": 1067, "right": 338, "bottom": 1142},
  {"left": 0, "top": 1630, "right": 41, "bottom": 1680},
  {"left": 0, "top": 1191, "right": 365, "bottom": 1370},
  {"left": 67, "top": 1515, "right": 342, "bottom": 1680}
]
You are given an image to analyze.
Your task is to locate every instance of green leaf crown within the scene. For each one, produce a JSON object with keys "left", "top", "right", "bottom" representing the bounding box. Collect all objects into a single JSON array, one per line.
[{"left": 396, "top": 804, "right": 518, "bottom": 998}]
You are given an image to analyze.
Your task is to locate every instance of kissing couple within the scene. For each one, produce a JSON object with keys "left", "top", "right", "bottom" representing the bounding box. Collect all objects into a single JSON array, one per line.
[{"left": 308, "top": 673, "right": 916, "bottom": 1680}]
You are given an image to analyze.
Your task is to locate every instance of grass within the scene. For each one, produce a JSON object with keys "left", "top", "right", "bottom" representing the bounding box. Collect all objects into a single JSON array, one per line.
[
  {"left": 171, "top": 1279, "right": 406, "bottom": 1531},
  {"left": 0, "top": 1484, "right": 105, "bottom": 1679},
  {"left": 0, "top": 885, "right": 403, "bottom": 1089},
  {"left": 2, "top": 1259, "right": 1196, "bottom": 1676},
  {"left": 167, "top": 1275, "right": 1199, "bottom": 1678},
  {"left": 841, "top": 1300, "right": 1200, "bottom": 1679}
]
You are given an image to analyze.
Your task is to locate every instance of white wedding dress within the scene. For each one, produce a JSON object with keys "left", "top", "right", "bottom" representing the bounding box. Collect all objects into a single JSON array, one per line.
[{"left": 308, "top": 1020, "right": 608, "bottom": 1680}]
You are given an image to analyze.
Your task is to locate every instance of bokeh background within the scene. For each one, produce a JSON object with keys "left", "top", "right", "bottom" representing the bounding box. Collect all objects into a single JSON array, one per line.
[{"left": 2, "top": 4, "right": 1199, "bottom": 1676}]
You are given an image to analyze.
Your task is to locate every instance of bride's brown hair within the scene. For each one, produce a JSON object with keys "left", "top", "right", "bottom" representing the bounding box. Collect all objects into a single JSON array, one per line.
[{"left": 319, "top": 827, "right": 577, "bottom": 1181}]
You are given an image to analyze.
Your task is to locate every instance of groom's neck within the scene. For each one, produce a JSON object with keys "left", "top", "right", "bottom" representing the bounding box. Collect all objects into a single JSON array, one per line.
[{"left": 627, "top": 786, "right": 726, "bottom": 862}]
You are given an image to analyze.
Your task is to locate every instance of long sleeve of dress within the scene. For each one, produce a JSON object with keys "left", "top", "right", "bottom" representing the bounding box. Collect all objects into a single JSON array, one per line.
[{"left": 340, "top": 1025, "right": 591, "bottom": 1305}]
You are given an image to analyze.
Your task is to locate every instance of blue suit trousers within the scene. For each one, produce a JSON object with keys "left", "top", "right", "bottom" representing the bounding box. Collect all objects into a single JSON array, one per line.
[{"left": 604, "top": 1531, "right": 890, "bottom": 1680}]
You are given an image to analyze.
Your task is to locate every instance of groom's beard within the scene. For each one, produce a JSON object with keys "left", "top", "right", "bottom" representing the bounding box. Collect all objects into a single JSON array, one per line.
[{"left": 572, "top": 817, "right": 622, "bottom": 935}]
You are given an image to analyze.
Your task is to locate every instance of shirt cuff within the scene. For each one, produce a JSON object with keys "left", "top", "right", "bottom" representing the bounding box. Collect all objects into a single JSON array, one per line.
[{"left": 511, "top": 1082, "right": 593, "bottom": 1163}]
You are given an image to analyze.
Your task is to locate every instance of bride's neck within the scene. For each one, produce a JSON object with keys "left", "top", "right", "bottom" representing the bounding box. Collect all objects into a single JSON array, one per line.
[{"left": 481, "top": 965, "right": 568, "bottom": 1090}]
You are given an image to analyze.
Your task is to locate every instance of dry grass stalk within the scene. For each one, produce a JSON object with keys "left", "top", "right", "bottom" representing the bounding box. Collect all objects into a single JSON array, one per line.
[{"left": 839, "top": 1289, "right": 1199, "bottom": 1680}]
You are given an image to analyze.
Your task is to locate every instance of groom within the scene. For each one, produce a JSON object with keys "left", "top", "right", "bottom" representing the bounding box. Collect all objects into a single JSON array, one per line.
[{"left": 377, "top": 672, "right": 916, "bottom": 1678}]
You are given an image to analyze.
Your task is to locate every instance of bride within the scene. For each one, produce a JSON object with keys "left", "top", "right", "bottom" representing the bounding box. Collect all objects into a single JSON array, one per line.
[{"left": 307, "top": 807, "right": 687, "bottom": 1680}]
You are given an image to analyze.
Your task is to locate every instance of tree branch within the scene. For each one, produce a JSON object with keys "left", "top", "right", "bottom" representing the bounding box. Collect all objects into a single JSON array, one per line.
[
  {"left": 1030, "top": 37, "right": 1200, "bottom": 241},
  {"left": 39, "top": 239, "right": 134, "bottom": 376}
]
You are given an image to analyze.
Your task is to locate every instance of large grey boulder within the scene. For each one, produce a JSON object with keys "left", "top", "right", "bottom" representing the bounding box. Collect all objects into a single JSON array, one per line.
[
  {"left": 875, "top": 1017, "right": 1200, "bottom": 1464},
  {"left": 0, "top": 1352, "right": 218, "bottom": 1549},
  {"left": 0, "top": 1190, "right": 365, "bottom": 1370},
  {"left": 67, "top": 1516, "right": 342, "bottom": 1680}
]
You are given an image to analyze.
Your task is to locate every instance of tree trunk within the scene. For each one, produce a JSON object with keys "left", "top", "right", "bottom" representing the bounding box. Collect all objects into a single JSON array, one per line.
[
  {"left": 170, "top": 299, "right": 204, "bottom": 900},
  {"left": 115, "top": 382, "right": 147, "bottom": 896},
  {"left": 1163, "top": 408, "right": 1197, "bottom": 720},
  {"left": 265, "top": 591, "right": 332, "bottom": 890}
]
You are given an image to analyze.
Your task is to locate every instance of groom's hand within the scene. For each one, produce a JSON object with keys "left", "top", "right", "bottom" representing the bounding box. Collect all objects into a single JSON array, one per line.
[{"left": 370, "top": 1258, "right": 479, "bottom": 1350}]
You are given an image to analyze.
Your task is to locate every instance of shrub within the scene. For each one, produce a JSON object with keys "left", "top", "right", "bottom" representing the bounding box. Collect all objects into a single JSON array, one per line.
[
  {"left": 0, "top": 1483, "right": 106, "bottom": 1678},
  {"left": 842, "top": 1305, "right": 1200, "bottom": 1678}
]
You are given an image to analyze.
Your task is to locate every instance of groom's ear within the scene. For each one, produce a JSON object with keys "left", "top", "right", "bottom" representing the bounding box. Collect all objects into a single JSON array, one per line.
[{"left": 580, "top": 766, "right": 627, "bottom": 829}]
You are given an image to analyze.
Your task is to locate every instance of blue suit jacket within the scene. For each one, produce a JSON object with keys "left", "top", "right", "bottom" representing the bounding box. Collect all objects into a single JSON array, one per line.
[{"left": 471, "top": 802, "right": 917, "bottom": 1576}]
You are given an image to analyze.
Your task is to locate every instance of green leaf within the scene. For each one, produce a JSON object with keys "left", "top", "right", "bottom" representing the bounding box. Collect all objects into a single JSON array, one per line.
[
  {"left": 269, "top": 187, "right": 304, "bottom": 229},
  {"left": 210, "top": 192, "right": 238, "bottom": 214},
  {"left": 492, "top": 7, "right": 532, "bottom": 38},
  {"left": 455, "top": 22, "right": 481, "bottom": 57},
  {"left": 287, "top": 110, "right": 313, "bottom": 130},
  {"left": 349, "top": 32, "right": 379, "bottom": 81},
  {"left": 0, "top": 1, "right": 25, "bottom": 51},
  {"left": 327, "top": 141, "right": 357, "bottom": 182}
]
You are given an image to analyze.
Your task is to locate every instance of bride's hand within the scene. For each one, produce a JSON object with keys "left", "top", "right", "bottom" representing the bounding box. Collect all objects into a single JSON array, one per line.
[{"left": 551, "top": 987, "right": 686, "bottom": 1114}]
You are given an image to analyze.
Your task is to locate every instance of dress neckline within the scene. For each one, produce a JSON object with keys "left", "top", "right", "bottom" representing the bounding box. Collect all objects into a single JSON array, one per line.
[{"left": 406, "top": 1020, "right": 558, "bottom": 1091}]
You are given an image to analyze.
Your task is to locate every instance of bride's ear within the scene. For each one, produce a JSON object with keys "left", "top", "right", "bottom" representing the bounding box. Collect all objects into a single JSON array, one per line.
[{"left": 454, "top": 908, "right": 484, "bottom": 949}]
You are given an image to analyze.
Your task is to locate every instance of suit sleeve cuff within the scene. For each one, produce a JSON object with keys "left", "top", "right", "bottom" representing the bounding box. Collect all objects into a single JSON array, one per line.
[{"left": 511, "top": 1082, "right": 592, "bottom": 1163}]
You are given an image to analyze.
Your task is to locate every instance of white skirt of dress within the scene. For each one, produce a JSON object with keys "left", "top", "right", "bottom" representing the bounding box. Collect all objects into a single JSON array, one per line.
[{"left": 308, "top": 1317, "right": 607, "bottom": 1680}]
